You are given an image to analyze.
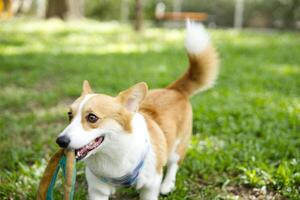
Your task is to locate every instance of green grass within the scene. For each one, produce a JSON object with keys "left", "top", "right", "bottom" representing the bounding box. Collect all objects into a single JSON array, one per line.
[{"left": 0, "top": 18, "right": 299, "bottom": 200}]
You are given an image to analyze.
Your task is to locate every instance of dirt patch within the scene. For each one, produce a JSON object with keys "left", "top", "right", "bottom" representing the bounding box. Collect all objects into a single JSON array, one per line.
[{"left": 224, "top": 185, "right": 285, "bottom": 200}]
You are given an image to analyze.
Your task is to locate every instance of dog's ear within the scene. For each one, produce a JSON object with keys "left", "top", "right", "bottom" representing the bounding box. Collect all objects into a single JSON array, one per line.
[
  {"left": 117, "top": 82, "right": 148, "bottom": 112},
  {"left": 82, "top": 80, "right": 93, "bottom": 95}
]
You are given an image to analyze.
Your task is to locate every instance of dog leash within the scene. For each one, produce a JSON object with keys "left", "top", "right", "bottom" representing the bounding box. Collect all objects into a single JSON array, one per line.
[{"left": 36, "top": 149, "right": 76, "bottom": 200}]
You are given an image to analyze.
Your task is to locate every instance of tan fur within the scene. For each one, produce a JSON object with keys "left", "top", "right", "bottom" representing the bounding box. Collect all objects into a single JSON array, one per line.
[
  {"left": 143, "top": 114, "right": 167, "bottom": 174},
  {"left": 117, "top": 82, "right": 148, "bottom": 112},
  {"left": 139, "top": 42, "right": 218, "bottom": 171},
  {"left": 82, "top": 80, "right": 93, "bottom": 95},
  {"left": 140, "top": 89, "right": 192, "bottom": 160},
  {"left": 138, "top": 89, "right": 193, "bottom": 172},
  {"left": 167, "top": 45, "right": 219, "bottom": 96}
]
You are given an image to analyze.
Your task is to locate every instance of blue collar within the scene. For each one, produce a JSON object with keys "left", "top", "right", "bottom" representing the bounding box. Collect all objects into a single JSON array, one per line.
[{"left": 98, "top": 146, "right": 149, "bottom": 187}]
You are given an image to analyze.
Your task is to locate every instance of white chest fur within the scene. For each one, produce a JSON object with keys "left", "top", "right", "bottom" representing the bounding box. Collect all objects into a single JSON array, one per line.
[{"left": 84, "top": 113, "right": 156, "bottom": 189}]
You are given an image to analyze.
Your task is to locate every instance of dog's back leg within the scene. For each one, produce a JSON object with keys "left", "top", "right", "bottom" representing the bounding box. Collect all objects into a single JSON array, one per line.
[
  {"left": 160, "top": 149, "right": 180, "bottom": 195},
  {"left": 160, "top": 106, "right": 193, "bottom": 195}
]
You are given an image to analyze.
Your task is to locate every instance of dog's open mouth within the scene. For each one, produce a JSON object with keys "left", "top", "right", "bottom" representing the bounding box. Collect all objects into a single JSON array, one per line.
[{"left": 75, "top": 136, "right": 105, "bottom": 161}]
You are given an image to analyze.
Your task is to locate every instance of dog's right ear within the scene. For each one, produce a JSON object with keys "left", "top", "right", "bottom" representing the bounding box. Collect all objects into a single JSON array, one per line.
[
  {"left": 117, "top": 82, "right": 148, "bottom": 112},
  {"left": 81, "top": 80, "right": 93, "bottom": 95}
]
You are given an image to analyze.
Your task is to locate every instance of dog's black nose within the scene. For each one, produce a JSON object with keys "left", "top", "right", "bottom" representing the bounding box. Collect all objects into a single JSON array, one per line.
[{"left": 56, "top": 135, "right": 70, "bottom": 148}]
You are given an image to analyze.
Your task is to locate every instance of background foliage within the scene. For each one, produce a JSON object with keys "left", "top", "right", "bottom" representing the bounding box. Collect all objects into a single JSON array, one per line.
[{"left": 85, "top": 0, "right": 300, "bottom": 29}]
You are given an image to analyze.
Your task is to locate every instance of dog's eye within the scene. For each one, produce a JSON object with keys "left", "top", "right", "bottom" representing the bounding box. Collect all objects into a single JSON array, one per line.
[
  {"left": 86, "top": 113, "right": 98, "bottom": 123},
  {"left": 68, "top": 111, "right": 73, "bottom": 121}
]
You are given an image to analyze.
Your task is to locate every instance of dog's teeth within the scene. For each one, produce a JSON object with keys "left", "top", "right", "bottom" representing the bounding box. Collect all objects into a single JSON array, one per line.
[{"left": 76, "top": 137, "right": 104, "bottom": 160}]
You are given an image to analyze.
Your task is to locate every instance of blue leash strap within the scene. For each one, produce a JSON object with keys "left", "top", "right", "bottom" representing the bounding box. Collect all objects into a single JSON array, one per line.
[{"left": 45, "top": 159, "right": 61, "bottom": 200}]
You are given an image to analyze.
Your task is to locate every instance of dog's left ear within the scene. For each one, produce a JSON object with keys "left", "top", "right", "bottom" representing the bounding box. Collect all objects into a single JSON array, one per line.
[
  {"left": 118, "top": 82, "right": 148, "bottom": 112},
  {"left": 82, "top": 80, "right": 93, "bottom": 95}
]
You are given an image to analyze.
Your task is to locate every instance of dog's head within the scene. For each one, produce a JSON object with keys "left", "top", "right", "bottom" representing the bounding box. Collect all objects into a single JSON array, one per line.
[{"left": 56, "top": 80, "right": 148, "bottom": 161}]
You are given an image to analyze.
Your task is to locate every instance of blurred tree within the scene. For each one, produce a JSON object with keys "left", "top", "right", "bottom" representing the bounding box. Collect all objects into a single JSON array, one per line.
[
  {"left": 68, "top": 0, "right": 85, "bottom": 19},
  {"left": 245, "top": 0, "right": 300, "bottom": 29},
  {"left": 46, "top": 0, "right": 84, "bottom": 20},
  {"left": 37, "top": 0, "right": 46, "bottom": 18},
  {"left": 234, "top": 0, "right": 244, "bottom": 29},
  {"left": 85, "top": 0, "right": 123, "bottom": 20},
  {"left": 46, "top": 0, "right": 68, "bottom": 19},
  {"left": 121, "top": 0, "right": 129, "bottom": 22},
  {"left": 282, "top": 0, "right": 299, "bottom": 28},
  {"left": 134, "top": 0, "right": 143, "bottom": 31},
  {"left": 0, "top": 0, "right": 12, "bottom": 17}
]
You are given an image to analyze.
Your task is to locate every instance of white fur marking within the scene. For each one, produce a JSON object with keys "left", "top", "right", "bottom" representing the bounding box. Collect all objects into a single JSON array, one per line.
[
  {"left": 185, "top": 20, "right": 210, "bottom": 54},
  {"left": 160, "top": 139, "right": 180, "bottom": 194},
  {"left": 160, "top": 163, "right": 178, "bottom": 194}
]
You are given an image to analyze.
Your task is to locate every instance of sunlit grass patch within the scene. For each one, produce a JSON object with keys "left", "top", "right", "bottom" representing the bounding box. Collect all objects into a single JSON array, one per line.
[
  {"left": 268, "top": 64, "right": 300, "bottom": 76},
  {"left": 0, "top": 19, "right": 184, "bottom": 56}
]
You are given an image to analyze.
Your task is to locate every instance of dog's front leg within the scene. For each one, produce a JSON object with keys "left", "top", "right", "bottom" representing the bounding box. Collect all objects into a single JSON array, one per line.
[
  {"left": 139, "top": 173, "right": 162, "bottom": 200},
  {"left": 86, "top": 167, "right": 115, "bottom": 200}
]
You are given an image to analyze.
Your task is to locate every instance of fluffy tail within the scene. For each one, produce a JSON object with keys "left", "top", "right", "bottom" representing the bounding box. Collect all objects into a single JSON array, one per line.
[{"left": 167, "top": 21, "right": 219, "bottom": 97}]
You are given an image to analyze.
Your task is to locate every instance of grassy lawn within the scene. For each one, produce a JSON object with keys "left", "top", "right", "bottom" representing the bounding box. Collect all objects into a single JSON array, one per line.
[{"left": 0, "top": 19, "right": 299, "bottom": 200}]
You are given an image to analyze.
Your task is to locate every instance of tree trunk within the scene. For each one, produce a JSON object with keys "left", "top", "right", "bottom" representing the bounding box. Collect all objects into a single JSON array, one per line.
[
  {"left": 67, "top": 0, "right": 84, "bottom": 19},
  {"left": 134, "top": 0, "right": 142, "bottom": 31},
  {"left": 37, "top": 0, "right": 46, "bottom": 18},
  {"left": 46, "top": 0, "right": 68, "bottom": 20},
  {"left": 120, "top": 0, "right": 129, "bottom": 23},
  {"left": 234, "top": 0, "right": 244, "bottom": 29}
]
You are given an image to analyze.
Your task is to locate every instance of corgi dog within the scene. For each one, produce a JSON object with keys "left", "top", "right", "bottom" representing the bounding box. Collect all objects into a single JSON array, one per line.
[{"left": 56, "top": 21, "right": 219, "bottom": 200}]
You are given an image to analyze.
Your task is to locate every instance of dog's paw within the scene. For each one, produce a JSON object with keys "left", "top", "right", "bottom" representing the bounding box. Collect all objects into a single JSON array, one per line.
[{"left": 160, "top": 180, "right": 175, "bottom": 195}]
